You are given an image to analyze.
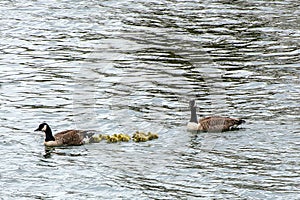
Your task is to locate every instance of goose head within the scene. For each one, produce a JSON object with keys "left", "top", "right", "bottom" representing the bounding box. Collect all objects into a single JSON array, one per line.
[
  {"left": 35, "top": 123, "right": 55, "bottom": 142},
  {"left": 35, "top": 123, "right": 49, "bottom": 132},
  {"left": 189, "top": 99, "right": 197, "bottom": 109}
]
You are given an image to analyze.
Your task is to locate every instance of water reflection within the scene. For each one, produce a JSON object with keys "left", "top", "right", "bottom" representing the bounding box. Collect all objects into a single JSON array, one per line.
[
  {"left": 43, "top": 146, "right": 53, "bottom": 158},
  {"left": 0, "top": 0, "right": 299, "bottom": 199},
  {"left": 43, "top": 146, "right": 89, "bottom": 159}
]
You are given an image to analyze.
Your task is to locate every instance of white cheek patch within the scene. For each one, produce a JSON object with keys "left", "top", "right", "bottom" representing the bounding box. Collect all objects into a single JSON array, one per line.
[{"left": 42, "top": 125, "right": 47, "bottom": 132}]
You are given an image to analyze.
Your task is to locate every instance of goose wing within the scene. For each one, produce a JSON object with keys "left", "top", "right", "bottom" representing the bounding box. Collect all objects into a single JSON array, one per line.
[
  {"left": 54, "top": 130, "right": 84, "bottom": 146},
  {"left": 199, "top": 116, "right": 243, "bottom": 131}
]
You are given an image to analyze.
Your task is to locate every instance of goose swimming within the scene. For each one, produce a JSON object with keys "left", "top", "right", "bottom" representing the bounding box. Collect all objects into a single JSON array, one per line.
[
  {"left": 35, "top": 123, "right": 94, "bottom": 147},
  {"left": 187, "top": 100, "right": 245, "bottom": 132}
]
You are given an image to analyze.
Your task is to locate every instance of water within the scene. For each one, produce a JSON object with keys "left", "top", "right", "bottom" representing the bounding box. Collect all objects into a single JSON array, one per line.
[{"left": 0, "top": 0, "right": 299, "bottom": 199}]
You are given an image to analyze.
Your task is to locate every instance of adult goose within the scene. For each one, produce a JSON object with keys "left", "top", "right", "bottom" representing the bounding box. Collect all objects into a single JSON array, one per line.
[
  {"left": 35, "top": 123, "right": 94, "bottom": 147},
  {"left": 187, "top": 100, "right": 245, "bottom": 132}
]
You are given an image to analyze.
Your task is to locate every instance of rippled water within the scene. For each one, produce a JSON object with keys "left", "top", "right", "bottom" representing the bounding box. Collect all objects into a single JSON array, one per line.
[{"left": 0, "top": 0, "right": 299, "bottom": 199}]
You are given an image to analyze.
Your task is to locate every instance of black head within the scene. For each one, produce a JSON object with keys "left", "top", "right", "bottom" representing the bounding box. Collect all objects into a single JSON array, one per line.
[
  {"left": 35, "top": 123, "right": 49, "bottom": 132},
  {"left": 189, "top": 100, "right": 197, "bottom": 109}
]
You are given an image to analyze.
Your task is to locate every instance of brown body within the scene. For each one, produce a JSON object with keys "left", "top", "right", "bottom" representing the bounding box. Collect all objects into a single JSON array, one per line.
[
  {"left": 47, "top": 130, "right": 86, "bottom": 146},
  {"left": 198, "top": 116, "right": 244, "bottom": 132}
]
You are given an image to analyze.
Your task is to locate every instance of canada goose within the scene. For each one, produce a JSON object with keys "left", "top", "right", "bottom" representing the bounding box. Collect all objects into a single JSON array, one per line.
[
  {"left": 35, "top": 123, "right": 94, "bottom": 147},
  {"left": 187, "top": 100, "right": 245, "bottom": 132}
]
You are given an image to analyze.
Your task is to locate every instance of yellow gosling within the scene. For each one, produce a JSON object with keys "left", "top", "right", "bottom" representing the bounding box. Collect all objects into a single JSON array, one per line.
[{"left": 107, "top": 135, "right": 118, "bottom": 143}]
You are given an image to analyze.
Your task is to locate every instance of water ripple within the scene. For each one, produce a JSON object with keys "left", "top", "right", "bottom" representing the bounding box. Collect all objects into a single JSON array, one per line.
[{"left": 0, "top": 0, "right": 299, "bottom": 199}]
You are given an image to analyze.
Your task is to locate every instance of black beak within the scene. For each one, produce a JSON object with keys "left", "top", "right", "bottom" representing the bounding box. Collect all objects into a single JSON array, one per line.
[{"left": 34, "top": 128, "right": 40, "bottom": 131}]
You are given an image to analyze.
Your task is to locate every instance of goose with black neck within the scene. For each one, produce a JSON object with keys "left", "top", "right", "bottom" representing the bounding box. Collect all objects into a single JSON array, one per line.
[
  {"left": 35, "top": 123, "right": 94, "bottom": 147},
  {"left": 187, "top": 100, "right": 245, "bottom": 132}
]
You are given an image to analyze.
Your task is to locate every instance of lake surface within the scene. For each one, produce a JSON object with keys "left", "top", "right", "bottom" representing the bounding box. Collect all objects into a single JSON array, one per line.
[{"left": 0, "top": 0, "right": 299, "bottom": 199}]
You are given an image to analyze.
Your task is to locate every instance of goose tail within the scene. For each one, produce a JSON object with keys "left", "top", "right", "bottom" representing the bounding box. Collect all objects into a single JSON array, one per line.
[
  {"left": 81, "top": 131, "right": 97, "bottom": 144},
  {"left": 236, "top": 119, "right": 246, "bottom": 125}
]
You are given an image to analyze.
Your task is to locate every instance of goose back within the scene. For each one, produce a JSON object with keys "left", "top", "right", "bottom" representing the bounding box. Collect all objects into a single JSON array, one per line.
[
  {"left": 199, "top": 116, "right": 244, "bottom": 132},
  {"left": 53, "top": 130, "right": 85, "bottom": 146}
]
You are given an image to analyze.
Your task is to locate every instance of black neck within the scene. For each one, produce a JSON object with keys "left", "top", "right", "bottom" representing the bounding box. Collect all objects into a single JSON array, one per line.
[
  {"left": 45, "top": 127, "right": 55, "bottom": 142},
  {"left": 190, "top": 107, "right": 198, "bottom": 123}
]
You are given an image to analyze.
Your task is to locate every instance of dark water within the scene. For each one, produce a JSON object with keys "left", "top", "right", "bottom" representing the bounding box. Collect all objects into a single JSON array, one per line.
[{"left": 0, "top": 0, "right": 299, "bottom": 199}]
